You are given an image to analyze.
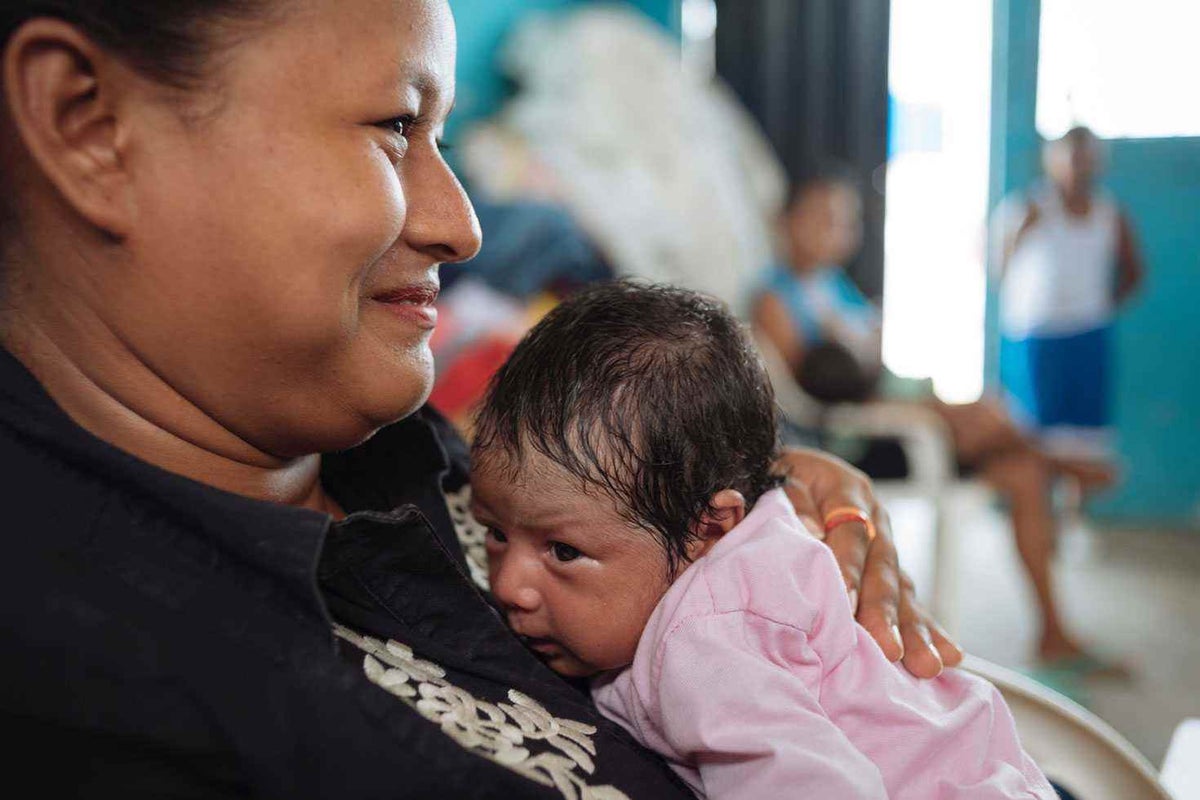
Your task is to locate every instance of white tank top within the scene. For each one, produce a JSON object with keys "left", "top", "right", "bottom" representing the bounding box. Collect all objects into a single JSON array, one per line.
[{"left": 1000, "top": 185, "right": 1119, "bottom": 338}]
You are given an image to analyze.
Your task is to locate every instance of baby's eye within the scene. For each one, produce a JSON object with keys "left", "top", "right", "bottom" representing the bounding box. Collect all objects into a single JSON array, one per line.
[
  {"left": 550, "top": 542, "right": 583, "bottom": 563},
  {"left": 382, "top": 114, "right": 415, "bottom": 137},
  {"left": 487, "top": 527, "right": 508, "bottom": 544}
]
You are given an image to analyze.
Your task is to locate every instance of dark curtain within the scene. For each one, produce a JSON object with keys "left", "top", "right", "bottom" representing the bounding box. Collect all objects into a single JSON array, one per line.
[{"left": 714, "top": 0, "right": 891, "bottom": 298}]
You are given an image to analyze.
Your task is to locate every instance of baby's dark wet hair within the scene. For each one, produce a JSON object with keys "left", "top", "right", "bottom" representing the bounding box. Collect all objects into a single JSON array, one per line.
[{"left": 472, "top": 280, "right": 783, "bottom": 575}]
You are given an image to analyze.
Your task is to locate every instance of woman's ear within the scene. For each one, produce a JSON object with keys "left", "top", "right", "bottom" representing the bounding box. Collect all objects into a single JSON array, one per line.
[
  {"left": 3, "top": 18, "right": 137, "bottom": 238},
  {"left": 687, "top": 489, "right": 746, "bottom": 560}
]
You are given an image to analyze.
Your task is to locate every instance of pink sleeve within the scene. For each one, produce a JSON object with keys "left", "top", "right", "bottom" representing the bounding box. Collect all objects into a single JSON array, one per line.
[
  {"left": 652, "top": 611, "right": 889, "bottom": 800},
  {"left": 796, "top": 550, "right": 1057, "bottom": 800},
  {"left": 648, "top": 532, "right": 1056, "bottom": 800}
]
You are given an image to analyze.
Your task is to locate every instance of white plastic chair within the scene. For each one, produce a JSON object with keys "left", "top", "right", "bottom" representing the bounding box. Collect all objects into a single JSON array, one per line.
[
  {"left": 1161, "top": 718, "right": 1200, "bottom": 800},
  {"left": 964, "top": 656, "right": 1174, "bottom": 799}
]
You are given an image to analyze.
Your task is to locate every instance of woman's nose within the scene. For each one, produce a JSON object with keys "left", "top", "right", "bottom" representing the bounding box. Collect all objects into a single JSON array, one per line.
[
  {"left": 402, "top": 152, "right": 482, "bottom": 264},
  {"left": 489, "top": 554, "right": 542, "bottom": 614}
]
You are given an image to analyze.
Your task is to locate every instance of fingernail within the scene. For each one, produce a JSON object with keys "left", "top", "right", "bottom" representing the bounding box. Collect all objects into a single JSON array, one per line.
[
  {"left": 927, "top": 641, "right": 945, "bottom": 671},
  {"left": 890, "top": 625, "right": 904, "bottom": 660},
  {"left": 847, "top": 588, "right": 858, "bottom": 612}
]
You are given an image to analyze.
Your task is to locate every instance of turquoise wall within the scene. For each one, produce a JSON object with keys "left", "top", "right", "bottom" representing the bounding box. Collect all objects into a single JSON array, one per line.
[
  {"left": 448, "top": 0, "right": 576, "bottom": 132},
  {"left": 624, "top": 0, "right": 681, "bottom": 31},
  {"left": 448, "top": 0, "right": 679, "bottom": 134},
  {"left": 990, "top": 0, "right": 1200, "bottom": 528},
  {"left": 1098, "top": 138, "right": 1200, "bottom": 525}
]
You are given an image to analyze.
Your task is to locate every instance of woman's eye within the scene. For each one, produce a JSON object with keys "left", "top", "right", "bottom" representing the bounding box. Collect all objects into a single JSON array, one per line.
[
  {"left": 376, "top": 116, "right": 415, "bottom": 159},
  {"left": 487, "top": 527, "right": 508, "bottom": 544},
  {"left": 550, "top": 542, "right": 583, "bottom": 563}
]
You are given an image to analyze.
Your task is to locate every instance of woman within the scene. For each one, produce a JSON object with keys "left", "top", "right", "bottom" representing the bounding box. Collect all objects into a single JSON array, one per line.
[{"left": 0, "top": 2, "right": 958, "bottom": 796}]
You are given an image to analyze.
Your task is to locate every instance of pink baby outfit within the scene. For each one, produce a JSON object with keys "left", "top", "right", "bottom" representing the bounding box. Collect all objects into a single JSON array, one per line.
[{"left": 591, "top": 489, "right": 1055, "bottom": 799}]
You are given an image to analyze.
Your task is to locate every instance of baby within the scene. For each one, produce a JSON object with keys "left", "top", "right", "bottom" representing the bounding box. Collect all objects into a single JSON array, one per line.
[{"left": 469, "top": 281, "right": 1055, "bottom": 799}]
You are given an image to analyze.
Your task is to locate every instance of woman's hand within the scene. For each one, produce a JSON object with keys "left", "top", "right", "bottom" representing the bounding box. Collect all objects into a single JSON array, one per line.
[{"left": 776, "top": 448, "right": 964, "bottom": 678}]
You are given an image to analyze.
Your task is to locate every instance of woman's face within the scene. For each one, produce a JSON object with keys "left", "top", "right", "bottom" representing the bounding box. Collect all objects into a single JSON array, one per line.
[
  {"left": 106, "top": 0, "right": 480, "bottom": 456},
  {"left": 786, "top": 181, "right": 862, "bottom": 270}
]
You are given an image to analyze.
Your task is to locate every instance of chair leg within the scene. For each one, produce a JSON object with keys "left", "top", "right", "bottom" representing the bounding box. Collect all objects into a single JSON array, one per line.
[{"left": 930, "top": 492, "right": 960, "bottom": 637}]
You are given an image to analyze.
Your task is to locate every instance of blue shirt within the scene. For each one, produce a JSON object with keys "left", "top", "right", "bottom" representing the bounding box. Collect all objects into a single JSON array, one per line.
[{"left": 759, "top": 263, "right": 878, "bottom": 346}]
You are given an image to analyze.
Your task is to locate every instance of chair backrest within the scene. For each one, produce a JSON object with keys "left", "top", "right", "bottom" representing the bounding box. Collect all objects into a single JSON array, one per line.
[
  {"left": 752, "top": 330, "right": 823, "bottom": 428},
  {"left": 1161, "top": 719, "right": 1200, "bottom": 800},
  {"left": 963, "top": 655, "right": 1173, "bottom": 800}
]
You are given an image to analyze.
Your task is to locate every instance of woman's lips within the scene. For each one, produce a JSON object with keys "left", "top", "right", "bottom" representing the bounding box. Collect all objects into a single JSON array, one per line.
[{"left": 371, "top": 283, "right": 439, "bottom": 330}]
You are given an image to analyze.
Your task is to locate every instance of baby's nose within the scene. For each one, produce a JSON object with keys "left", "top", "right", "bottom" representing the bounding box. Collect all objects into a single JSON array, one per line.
[{"left": 489, "top": 557, "right": 543, "bottom": 613}]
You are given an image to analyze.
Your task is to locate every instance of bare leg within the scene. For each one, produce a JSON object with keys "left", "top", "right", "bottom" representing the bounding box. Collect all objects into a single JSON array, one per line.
[
  {"left": 934, "top": 397, "right": 1117, "bottom": 491},
  {"left": 980, "top": 450, "right": 1081, "bottom": 661},
  {"left": 932, "top": 398, "right": 1027, "bottom": 462}
]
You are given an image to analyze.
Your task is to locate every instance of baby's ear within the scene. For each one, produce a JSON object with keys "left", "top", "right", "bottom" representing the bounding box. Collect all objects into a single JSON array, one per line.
[{"left": 687, "top": 490, "right": 746, "bottom": 560}]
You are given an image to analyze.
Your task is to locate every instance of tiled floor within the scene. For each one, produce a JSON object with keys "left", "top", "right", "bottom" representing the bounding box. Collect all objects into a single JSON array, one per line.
[{"left": 886, "top": 489, "right": 1200, "bottom": 768}]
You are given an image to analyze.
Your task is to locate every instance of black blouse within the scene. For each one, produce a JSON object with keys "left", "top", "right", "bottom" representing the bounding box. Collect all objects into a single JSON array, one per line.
[{"left": 0, "top": 348, "right": 692, "bottom": 799}]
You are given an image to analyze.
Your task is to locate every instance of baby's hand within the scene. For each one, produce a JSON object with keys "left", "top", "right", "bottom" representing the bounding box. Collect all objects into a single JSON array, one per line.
[{"left": 776, "top": 448, "right": 964, "bottom": 679}]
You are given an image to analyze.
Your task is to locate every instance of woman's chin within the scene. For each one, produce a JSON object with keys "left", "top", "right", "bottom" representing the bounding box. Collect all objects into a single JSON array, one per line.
[
  {"left": 357, "top": 359, "right": 435, "bottom": 427},
  {"left": 270, "top": 377, "right": 429, "bottom": 459}
]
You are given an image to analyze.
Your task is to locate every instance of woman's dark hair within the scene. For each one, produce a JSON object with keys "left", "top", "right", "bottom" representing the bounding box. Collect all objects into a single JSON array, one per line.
[
  {"left": 0, "top": 2, "right": 274, "bottom": 247},
  {"left": 472, "top": 280, "right": 784, "bottom": 575},
  {"left": 0, "top": 1, "right": 273, "bottom": 88},
  {"left": 786, "top": 158, "right": 861, "bottom": 209}
]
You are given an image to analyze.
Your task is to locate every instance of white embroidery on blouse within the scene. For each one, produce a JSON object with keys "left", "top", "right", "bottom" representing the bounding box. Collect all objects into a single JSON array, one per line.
[
  {"left": 445, "top": 484, "right": 491, "bottom": 591},
  {"left": 334, "top": 624, "right": 630, "bottom": 800}
]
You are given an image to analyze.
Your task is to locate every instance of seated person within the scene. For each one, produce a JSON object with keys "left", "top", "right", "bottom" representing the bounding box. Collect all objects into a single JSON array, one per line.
[
  {"left": 468, "top": 281, "right": 1057, "bottom": 799},
  {"left": 752, "top": 169, "right": 1117, "bottom": 672}
]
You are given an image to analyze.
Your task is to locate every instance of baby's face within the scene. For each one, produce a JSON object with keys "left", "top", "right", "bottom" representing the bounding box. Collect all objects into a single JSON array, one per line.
[{"left": 470, "top": 450, "right": 675, "bottom": 678}]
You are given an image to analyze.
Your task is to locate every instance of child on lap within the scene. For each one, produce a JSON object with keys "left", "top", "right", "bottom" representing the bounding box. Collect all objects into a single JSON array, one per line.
[{"left": 469, "top": 281, "right": 1055, "bottom": 799}]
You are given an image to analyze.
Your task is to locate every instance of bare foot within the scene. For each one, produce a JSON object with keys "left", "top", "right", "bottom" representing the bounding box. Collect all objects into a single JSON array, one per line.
[
  {"left": 1038, "top": 631, "right": 1086, "bottom": 663},
  {"left": 1037, "top": 634, "right": 1132, "bottom": 680}
]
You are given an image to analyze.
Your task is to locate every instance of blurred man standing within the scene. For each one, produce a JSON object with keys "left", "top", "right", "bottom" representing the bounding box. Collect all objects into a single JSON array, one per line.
[{"left": 997, "top": 127, "right": 1145, "bottom": 465}]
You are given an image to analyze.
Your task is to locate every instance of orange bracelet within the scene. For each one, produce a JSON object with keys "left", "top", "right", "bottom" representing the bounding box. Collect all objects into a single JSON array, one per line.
[{"left": 822, "top": 506, "right": 877, "bottom": 542}]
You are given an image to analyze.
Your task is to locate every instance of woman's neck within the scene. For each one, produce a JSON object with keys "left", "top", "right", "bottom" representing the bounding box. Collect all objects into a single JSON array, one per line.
[
  {"left": 785, "top": 245, "right": 825, "bottom": 276},
  {"left": 2, "top": 300, "right": 341, "bottom": 517}
]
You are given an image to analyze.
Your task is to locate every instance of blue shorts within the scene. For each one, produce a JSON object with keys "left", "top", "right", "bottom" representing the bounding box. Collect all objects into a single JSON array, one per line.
[{"left": 1001, "top": 326, "right": 1112, "bottom": 430}]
